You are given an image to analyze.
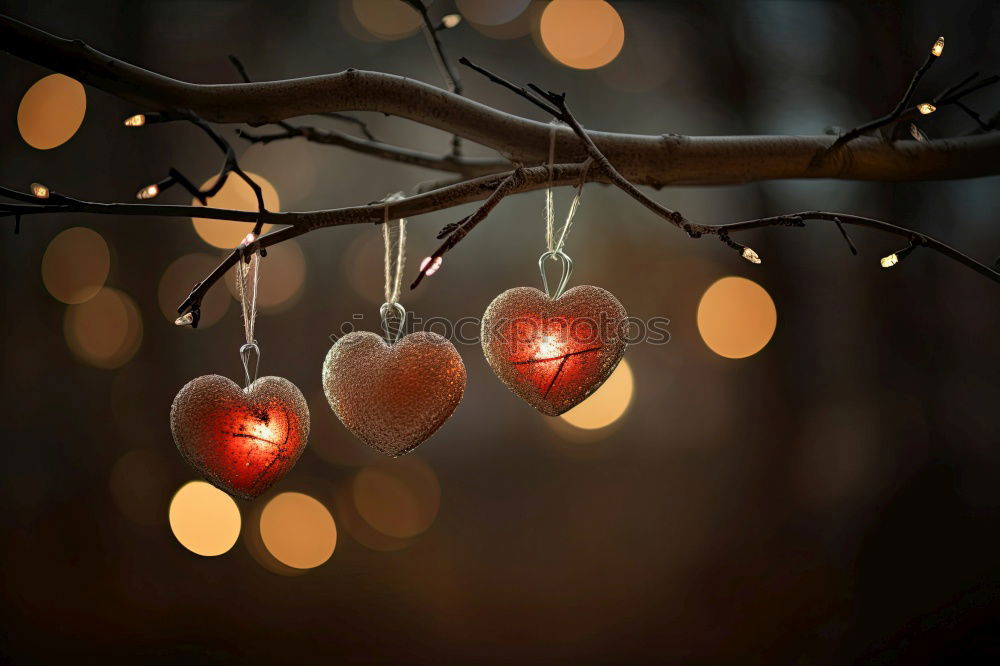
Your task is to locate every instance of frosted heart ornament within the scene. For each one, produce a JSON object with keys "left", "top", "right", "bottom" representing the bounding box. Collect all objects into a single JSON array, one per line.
[
  {"left": 481, "top": 251, "right": 627, "bottom": 416},
  {"left": 323, "top": 199, "right": 466, "bottom": 457},
  {"left": 323, "top": 328, "right": 466, "bottom": 457},
  {"left": 169, "top": 241, "right": 310, "bottom": 500}
]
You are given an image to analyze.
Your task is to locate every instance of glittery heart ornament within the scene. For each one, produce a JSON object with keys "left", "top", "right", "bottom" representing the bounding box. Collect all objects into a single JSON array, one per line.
[
  {"left": 481, "top": 285, "right": 627, "bottom": 416},
  {"left": 170, "top": 374, "right": 310, "bottom": 500},
  {"left": 322, "top": 331, "right": 466, "bottom": 457}
]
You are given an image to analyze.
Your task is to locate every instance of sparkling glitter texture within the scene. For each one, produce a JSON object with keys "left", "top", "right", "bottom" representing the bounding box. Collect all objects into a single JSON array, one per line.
[
  {"left": 170, "top": 374, "right": 310, "bottom": 500},
  {"left": 481, "top": 285, "right": 628, "bottom": 416},
  {"left": 322, "top": 331, "right": 466, "bottom": 457}
]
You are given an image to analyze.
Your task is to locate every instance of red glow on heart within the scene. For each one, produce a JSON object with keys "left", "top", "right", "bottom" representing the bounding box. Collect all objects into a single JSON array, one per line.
[
  {"left": 502, "top": 314, "right": 603, "bottom": 400},
  {"left": 171, "top": 375, "right": 309, "bottom": 501}
]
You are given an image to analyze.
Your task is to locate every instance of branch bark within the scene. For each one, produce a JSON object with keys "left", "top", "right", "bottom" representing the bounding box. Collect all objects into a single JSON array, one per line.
[{"left": 4, "top": 15, "right": 1000, "bottom": 186}]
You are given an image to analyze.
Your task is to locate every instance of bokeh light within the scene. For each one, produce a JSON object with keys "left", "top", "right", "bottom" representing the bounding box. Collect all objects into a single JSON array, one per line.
[
  {"left": 334, "top": 480, "right": 412, "bottom": 551},
  {"left": 191, "top": 172, "right": 277, "bottom": 249},
  {"left": 352, "top": 0, "right": 422, "bottom": 40},
  {"left": 63, "top": 287, "right": 143, "bottom": 368},
  {"left": 259, "top": 492, "right": 337, "bottom": 569},
  {"left": 559, "top": 359, "right": 634, "bottom": 430},
  {"left": 697, "top": 277, "right": 777, "bottom": 359},
  {"left": 41, "top": 227, "right": 110, "bottom": 304},
  {"left": 168, "top": 481, "right": 241, "bottom": 556},
  {"left": 352, "top": 456, "right": 440, "bottom": 539},
  {"left": 224, "top": 238, "right": 306, "bottom": 313},
  {"left": 110, "top": 449, "right": 172, "bottom": 526},
  {"left": 158, "top": 253, "right": 229, "bottom": 328},
  {"left": 17, "top": 74, "right": 86, "bottom": 149},
  {"left": 540, "top": 0, "right": 624, "bottom": 70}
]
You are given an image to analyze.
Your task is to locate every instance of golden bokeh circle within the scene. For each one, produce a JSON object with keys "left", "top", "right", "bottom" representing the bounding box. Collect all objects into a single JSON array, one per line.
[
  {"left": 158, "top": 253, "right": 230, "bottom": 328},
  {"left": 224, "top": 238, "right": 306, "bottom": 313},
  {"left": 697, "top": 277, "right": 777, "bottom": 359},
  {"left": 191, "top": 172, "right": 278, "bottom": 249},
  {"left": 352, "top": 0, "right": 422, "bottom": 40},
  {"left": 540, "top": 0, "right": 625, "bottom": 70},
  {"left": 41, "top": 227, "right": 110, "bottom": 304},
  {"left": 352, "top": 456, "right": 440, "bottom": 539},
  {"left": 17, "top": 74, "right": 86, "bottom": 149},
  {"left": 168, "top": 481, "right": 242, "bottom": 556},
  {"left": 259, "top": 492, "right": 337, "bottom": 569},
  {"left": 63, "top": 287, "right": 143, "bottom": 368},
  {"left": 560, "top": 358, "right": 634, "bottom": 430}
]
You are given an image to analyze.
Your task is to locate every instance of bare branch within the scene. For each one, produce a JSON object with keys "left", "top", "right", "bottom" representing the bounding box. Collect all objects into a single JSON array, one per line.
[{"left": 4, "top": 16, "right": 1000, "bottom": 186}]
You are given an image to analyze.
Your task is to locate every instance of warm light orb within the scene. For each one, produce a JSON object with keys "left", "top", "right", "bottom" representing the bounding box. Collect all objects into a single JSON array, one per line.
[
  {"left": 42, "top": 227, "right": 110, "bottom": 304},
  {"left": 352, "top": 0, "right": 422, "bottom": 40},
  {"left": 352, "top": 457, "right": 440, "bottom": 539},
  {"left": 917, "top": 103, "right": 936, "bottom": 115},
  {"left": 259, "top": 493, "right": 337, "bottom": 570},
  {"left": 31, "top": 182, "right": 50, "bottom": 199},
  {"left": 224, "top": 238, "right": 306, "bottom": 313},
  {"left": 932, "top": 36, "right": 945, "bottom": 57},
  {"left": 697, "top": 277, "right": 777, "bottom": 359},
  {"left": 190, "top": 172, "right": 277, "bottom": 249},
  {"left": 560, "top": 359, "right": 634, "bottom": 430},
  {"left": 540, "top": 0, "right": 625, "bottom": 70},
  {"left": 158, "top": 253, "right": 230, "bottom": 328},
  {"left": 64, "top": 287, "right": 143, "bottom": 368},
  {"left": 169, "top": 481, "right": 242, "bottom": 556},
  {"left": 17, "top": 74, "right": 86, "bottom": 149}
]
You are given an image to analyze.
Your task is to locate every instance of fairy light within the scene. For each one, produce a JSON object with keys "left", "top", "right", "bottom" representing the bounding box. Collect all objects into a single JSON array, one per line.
[
  {"left": 932, "top": 36, "right": 945, "bottom": 57},
  {"left": 880, "top": 243, "right": 916, "bottom": 268},
  {"left": 241, "top": 232, "right": 257, "bottom": 247},
  {"left": 136, "top": 184, "right": 159, "bottom": 200},
  {"left": 917, "top": 103, "right": 937, "bottom": 115},
  {"left": 123, "top": 114, "right": 146, "bottom": 127},
  {"left": 174, "top": 312, "right": 195, "bottom": 326},
  {"left": 741, "top": 247, "right": 762, "bottom": 264},
  {"left": 440, "top": 14, "right": 461, "bottom": 29},
  {"left": 31, "top": 182, "right": 49, "bottom": 199},
  {"left": 420, "top": 256, "right": 442, "bottom": 276}
]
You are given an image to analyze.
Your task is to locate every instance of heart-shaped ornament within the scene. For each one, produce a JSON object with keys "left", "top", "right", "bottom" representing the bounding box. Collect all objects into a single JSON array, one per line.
[
  {"left": 323, "top": 331, "right": 466, "bottom": 457},
  {"left": 170, "top": 374, "right": 310, "bottom": 500},
  {"left": 481, "top": 285, "right": 627, "bottom": 416}
]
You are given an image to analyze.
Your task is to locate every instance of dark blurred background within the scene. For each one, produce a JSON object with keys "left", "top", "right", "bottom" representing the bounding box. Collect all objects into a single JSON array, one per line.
[{"left": 2, "top": 1, "right": 999, "bottom": 663}]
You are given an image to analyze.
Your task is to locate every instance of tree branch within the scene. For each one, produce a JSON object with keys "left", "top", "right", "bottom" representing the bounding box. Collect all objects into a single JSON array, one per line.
[{"left": 4, "top": 15, "right": 1000, "bottom": 186}]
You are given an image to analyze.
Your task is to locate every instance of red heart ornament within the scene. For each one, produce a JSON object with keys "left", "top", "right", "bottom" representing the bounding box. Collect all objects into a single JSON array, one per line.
[
  {"left": 170, "top": 375, "right": 310, "bottom": 500},
  {"left": 322, "top": 331, "right": 466, "bottom": 457},
  {"left": 481, "top": 285, "right": 628, "bottom": 416}
]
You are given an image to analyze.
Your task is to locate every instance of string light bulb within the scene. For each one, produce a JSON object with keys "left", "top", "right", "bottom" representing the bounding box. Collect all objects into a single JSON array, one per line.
[
  {"left": 917, "top": 103, "right": 937, "bottom": 115},
  {"left": 931, "top": 36, "right": 945, "bottom": 57},
  {"left": 136, "top": 184, "right": 159, "bottom": 200},
  {"left": 30, "top": 182, "right": 50, "bottom": 199},
  {"left": 420, "top": 256, "right": 443, "bottom": 276},
  {"left": 880, "top": 242, "right": 916, "bottom": 269},
  {"left": 123, "top": 114, "right": 146, "bottom": 127},
  {"left": 741, "top": 247, "right": 762, "bottom": 264},
  {"left": 175, "top": 312, "right": 195, "bottom": 326},
  {"left": 240, "top": 232, "right": 257, "bottom": 247},
  {"left": 440, "top": 14, "right": 461, "bottom": 29}
]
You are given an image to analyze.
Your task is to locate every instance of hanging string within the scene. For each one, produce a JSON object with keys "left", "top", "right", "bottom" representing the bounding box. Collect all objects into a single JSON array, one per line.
[
  {"left": 544, "top": 120, "right": 592, "bottom": 255},
  {"left": 382, "top": 192, "right": 407, "bottom": 305},
  {"left": 236, "top": 245, "right": 260, "bottom": 387}
]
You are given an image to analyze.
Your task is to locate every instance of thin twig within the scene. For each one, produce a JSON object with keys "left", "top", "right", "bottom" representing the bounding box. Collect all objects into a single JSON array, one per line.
[
  {"left": 410, "top": 167, "right": 527, "bottom": 289},
  {"left": 402, "top": 0, "right": 464, "bottom": 156}
]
